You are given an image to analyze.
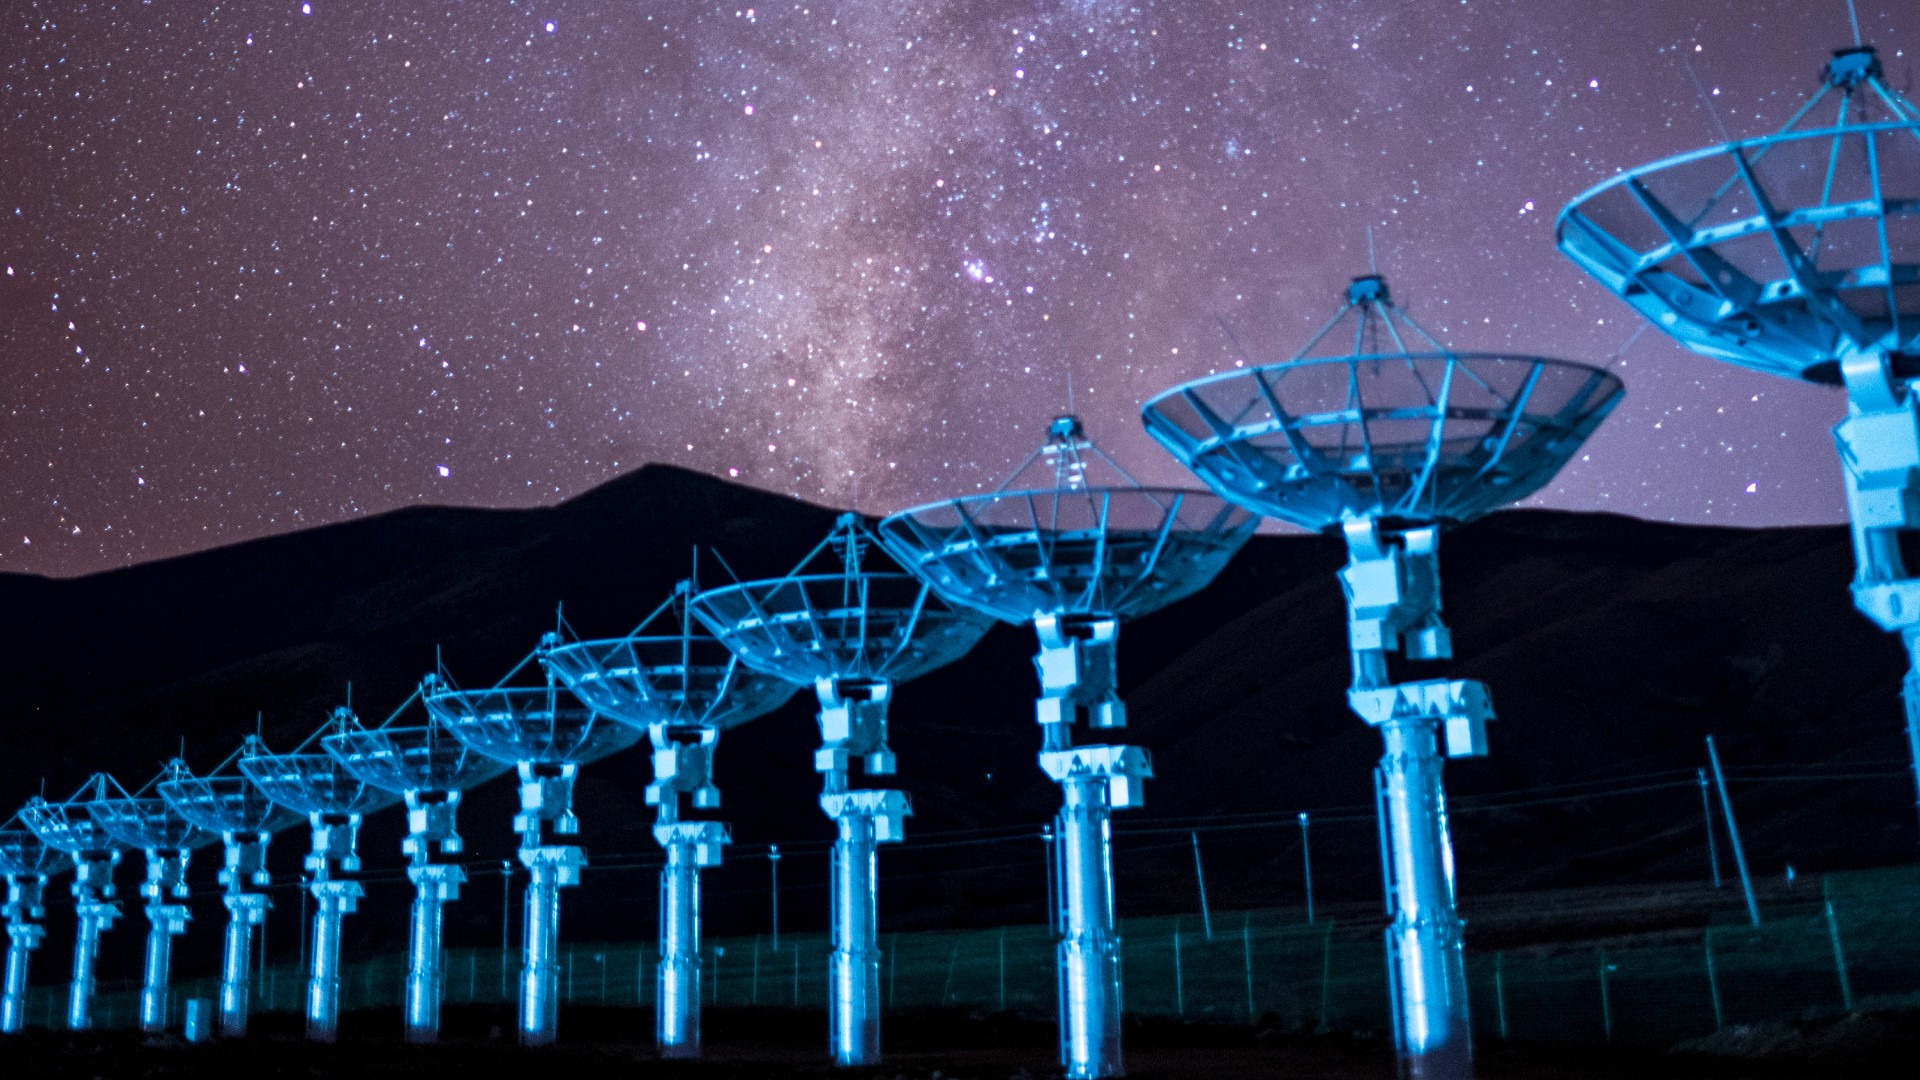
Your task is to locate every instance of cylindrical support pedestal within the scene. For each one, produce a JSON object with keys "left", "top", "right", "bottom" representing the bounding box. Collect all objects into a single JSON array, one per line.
[
  {"left": 829, "top": 813, "right": 881, "bottom": 1067},
  {"left": 69, "top": 899, "right": 105, "bottom": 1022},
  {"left": 3, "top": 921, "right": 43, "bottom": 1033},
  {"left": 1377, "top": 717, "right": 1471, "bottom": 1080},
  {"left": 1055, "top": 773, "right": 1124, "bottom": 1080},
  {"left": 1901, "top": 633, "right": 1920, "bottom": 834},
  {"left": 657, "top": 841, "right": 702, "bottom": 1057},
  {"left": 520, "top": 858, "right": 572, "bottom": 1046},
  {"left": 219, "top": 894, "right": 267, "bottom": 1038},
  {"left": 405, "top": 883, "right": 448, "bottom": 1042},
  {"left": 305, "top": 882, "right": 362, "bottom": 1042},
  {"left": 139, "top": 904, "right": 189, "bottom": 1033},
  {"left": 69, "top": 904, "right": 116, "bottom": 1031}
]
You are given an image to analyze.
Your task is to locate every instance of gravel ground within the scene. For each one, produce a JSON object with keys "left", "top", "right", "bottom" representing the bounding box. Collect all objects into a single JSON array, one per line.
[{"left": 3, "top": 1005, "right": 1915, "bottom": 1079}]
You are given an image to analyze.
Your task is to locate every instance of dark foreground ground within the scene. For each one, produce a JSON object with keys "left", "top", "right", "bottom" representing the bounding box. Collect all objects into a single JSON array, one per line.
[{"left": 9, "top": 1006, "right": 1920, "bottom": 1080}]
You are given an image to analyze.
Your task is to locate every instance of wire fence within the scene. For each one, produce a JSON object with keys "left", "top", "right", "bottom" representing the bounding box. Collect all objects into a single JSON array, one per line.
[{"left": 22, "top": 862, "right": 1920, "bottom": 1046}]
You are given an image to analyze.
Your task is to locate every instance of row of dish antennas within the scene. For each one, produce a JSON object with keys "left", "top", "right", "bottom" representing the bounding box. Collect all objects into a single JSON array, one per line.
[
  {"left": 32, "top": 40, "right": 1920, "bottom": 1080},
  {"left": 0, "top": 271, "right": 1623, "bottom": 1080},
  {"left": 0, "top": 405, "right": 1232, "bottom": 1071},
  {"left": 2, "top": 34, "right": 1902, "bottom": 1080}
]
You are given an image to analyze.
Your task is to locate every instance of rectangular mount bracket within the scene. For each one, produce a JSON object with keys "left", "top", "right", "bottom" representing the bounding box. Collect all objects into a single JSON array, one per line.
[
  {"left": 653, "top": 820, "right": 731, "bottom": 867},
  {"left": 1347, "top": 678, "right": 1494, "bottom": 758},
  {"left": 1038, "top": 744, "right": 1153, "bottom": 809},
  {"left": 819, "top": 789, "right": 911, "bottom": 843}
]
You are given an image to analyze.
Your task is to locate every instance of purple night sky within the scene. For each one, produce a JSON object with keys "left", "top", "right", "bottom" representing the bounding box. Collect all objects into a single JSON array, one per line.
[{"left": 0, "top": 1, "right": 1909, "bottom": 578}]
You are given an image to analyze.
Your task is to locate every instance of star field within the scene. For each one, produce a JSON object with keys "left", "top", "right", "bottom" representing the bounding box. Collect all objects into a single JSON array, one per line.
[{"left": 0, "top": 1, "right": 1909, "bottom": 577}]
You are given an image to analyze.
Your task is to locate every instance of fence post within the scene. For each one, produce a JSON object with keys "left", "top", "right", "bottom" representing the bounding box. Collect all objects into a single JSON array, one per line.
[
  {"left": 1242, "top": 911, "right": 1255, "bottom": 1021},
  {"left": 501, "top": 861, "right": 514, "bottom": 1000},
  {"left": 1173, "top": 918, "right": 1185, "bottom": 1017},
  {"left": 1299, "top": 812, "right": 1315, "bottom": 924},
  {"left": 1494, "top": 951, "right": 1508, "bottom": 1040},
  {"left": 1597, "top": 946, "right": 1613, "bottom": 1042},
  {"left": 1706, "top": 735, "right": 1760, "bottom": 926},
  {"left": 1191, "top": 832, "right": 1213, "bottom": 940},
  {"left": 1704, "top": 932, "right": 1724, "bottom": 1031},
  {"left": 1824, "top": 899, "right": 1855, "bottom": 1012},
  {"left": 768, "top": 845, "right": 781, "bottom": 953},
  {"left": 941, "top": 943, "right": 961, "bottom": 1005}
]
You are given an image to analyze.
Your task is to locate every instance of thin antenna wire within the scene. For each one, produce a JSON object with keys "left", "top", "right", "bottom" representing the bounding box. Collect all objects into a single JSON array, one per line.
[
  {"left": 1367, "top": 225, "right": 1378, "bottom": 275},
  {"left": 707, "top": 546, "right": 745, "bottom": 585},
  {"left": 1681, "top": 55, "right": 1733, "bottom": 143},
  {"left": 1067, "top": 370, "right": 1077, "bottom": 415},
  {"left": 1609, "top": 323, "right": 1650, "bottom": 369},
  {"left": 1214, "top": 315, "right": 1255, "bottom": 366},
  {"left": 1846, "top": 0, "right": 1863, "bottom": 48}
]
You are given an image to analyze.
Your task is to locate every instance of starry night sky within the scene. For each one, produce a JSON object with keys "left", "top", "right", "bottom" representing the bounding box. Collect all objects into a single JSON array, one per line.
[{"left": 1, "top": 1, "right": 1910, "bottom": 578}]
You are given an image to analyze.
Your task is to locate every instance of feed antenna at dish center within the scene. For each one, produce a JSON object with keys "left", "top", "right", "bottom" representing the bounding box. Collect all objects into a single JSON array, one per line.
[
  {"left": 323, "top": 681, "right": 510, "bottom": 1043},
  {"left": 424, "top": 646, "right": 643, "bottom": 1046},
  {"left": 690, "top": 514, "right": 993, "bottom": 1067},
  {"left": 1143, "top": 275, "right": 1623, "bottom": 1079},
  {"left": 876, "top": 417, "right": 1258, "bottom": 1079},
  {"left": 541, "top": 584, "right": 797, "bottom": 1058},
  {"left": 1559, "top": 41, "right": 1920, "bottom": 833}
]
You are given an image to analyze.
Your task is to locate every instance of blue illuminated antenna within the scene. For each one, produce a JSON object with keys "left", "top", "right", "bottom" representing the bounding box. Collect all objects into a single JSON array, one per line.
[
  {"left": 19, "top": 776, "right": 125, "bottom": 1032},
  {"left": 541, "top": 584, "right": 796, "bottom": 1058},
  {"left": 423, "top": 637, "right": 643, "bottom": 1047},
  {"left": 159, "top": 743, "right": 298, "bottom": 1039},
  {"left": 323, "top": 682, "right": 509, "bottom": 1043},
  {"left": 877, "top": 418, "right": 1256, "bottom": 1080},
  {"left": 239, "top": 707, "right": 401, "bottom": 1042},
  {"left": 1144, "top": 277, "right": 1622, "bottom": 1080},
  {"left": 86, "top": 767, "right": 212, "bottom": 1035},
  {"left": 0, "top": 819, "right": 66, "bottom": 1033},
  {"left": 690, "top": 514, "right": 992, "bottom": 1067},
  {"left": 1558, "top": 41, "right": 1920, "bottom": 828}
]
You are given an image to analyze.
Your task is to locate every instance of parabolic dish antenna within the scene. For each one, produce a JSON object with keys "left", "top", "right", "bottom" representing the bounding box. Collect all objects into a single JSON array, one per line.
[
  {"left": 690, "top": 515, "right": 992, "bottom": 1067},
  {"left": 426, "top": 662, "right": 643, "bottom": 1047},
  {"left": 543, "top": 587, "right": 795, "bottom": 1058},
  {"left": 1560, "top": 42, "right": 1920, "bottom": 832},
  {"left": 878, "top": 416, "right": 1256, "bottom": 1080},
  {"left": 1145, "top": 275, "right": 1621, "bottom": 1080}
]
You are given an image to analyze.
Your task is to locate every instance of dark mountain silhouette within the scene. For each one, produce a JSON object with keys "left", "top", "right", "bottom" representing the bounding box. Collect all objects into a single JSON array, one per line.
[{"left": 0, "top": 466, "right": 1910, "bottom": 983}]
